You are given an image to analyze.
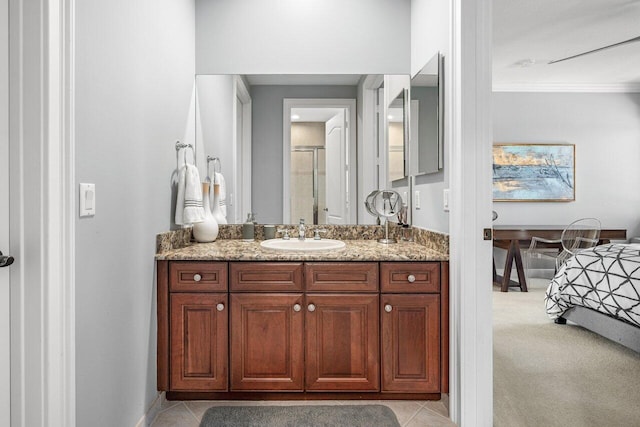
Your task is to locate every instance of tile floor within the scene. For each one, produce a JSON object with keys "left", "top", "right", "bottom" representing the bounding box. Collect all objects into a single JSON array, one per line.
[{"left": 151, "top": 398, "right": 455, "bottom": 427}]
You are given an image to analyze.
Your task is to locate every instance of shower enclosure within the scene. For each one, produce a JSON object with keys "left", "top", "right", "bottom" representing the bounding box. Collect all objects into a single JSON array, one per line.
[{"left": 290, "top": 146, "right": 326, "bottom": 225}]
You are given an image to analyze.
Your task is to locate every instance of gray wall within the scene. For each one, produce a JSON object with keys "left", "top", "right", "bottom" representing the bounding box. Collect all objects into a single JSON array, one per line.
[
  {"left": 251, "top": 85, "right": 358, "bottom": 224},
  {"left": 75, "top": 0, "right": 195, "bottom": 425},
  {"left": 412, "top": 86, "right": 439, "bottom": 174},
  {"left": 493, "top": 92, "right": 640, "bottom": 238},
  {"left": 195, "top": 0, "right": 411, "bottom": 75}
]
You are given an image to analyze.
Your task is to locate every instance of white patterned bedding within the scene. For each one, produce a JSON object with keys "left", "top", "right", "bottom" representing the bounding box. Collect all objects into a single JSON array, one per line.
[{"left": 545, "top": 243, "right": 640, "bottom": 328}]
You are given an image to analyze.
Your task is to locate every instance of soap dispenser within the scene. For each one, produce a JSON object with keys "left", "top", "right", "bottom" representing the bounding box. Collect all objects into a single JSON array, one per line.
[{"left": 242, "top": 213, "right": 255, "bottom": 241}]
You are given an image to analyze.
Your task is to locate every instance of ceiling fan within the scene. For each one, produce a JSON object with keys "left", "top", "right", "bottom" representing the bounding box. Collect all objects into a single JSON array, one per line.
[{"left": 549, "top": 35, "right": 640, "bottom": 64}]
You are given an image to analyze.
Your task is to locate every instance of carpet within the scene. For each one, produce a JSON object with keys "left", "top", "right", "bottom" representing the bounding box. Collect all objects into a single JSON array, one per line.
[
  {"left": 493, "top": 279, "right": 640, "bottom": 427},
  {"left": 199, "top": 404, "right": 401, "bottom": 427}
]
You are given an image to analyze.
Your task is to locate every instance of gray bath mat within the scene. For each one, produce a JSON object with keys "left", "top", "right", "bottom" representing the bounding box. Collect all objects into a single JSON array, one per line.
[{"left": 199, "top": 404, "right": 401, "bottom": 427}]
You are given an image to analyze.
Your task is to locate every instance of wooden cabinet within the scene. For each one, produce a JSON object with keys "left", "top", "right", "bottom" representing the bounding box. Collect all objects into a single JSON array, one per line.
[
  {"left": 305, "top": 294, "right": 379, "bottom": 391},
  {"left": 380, "top": 262, "right": 443, "bottom": 393},
  {"left": 381, "top": 294, "right": 440, "bottom": 392},
  {"left": 230, "top": 293, "right": 304, "bottom": 391},
  {"left": 170, "top": 293, "right": 228, "bottom": 391},
  {"left": 158, "top": 259, "right": 448, "bottom": 398}
]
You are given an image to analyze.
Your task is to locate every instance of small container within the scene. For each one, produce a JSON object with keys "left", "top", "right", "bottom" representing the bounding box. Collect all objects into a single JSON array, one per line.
[
  {"left": 242, "top": 213, "right": 255, "bottom": 241},
  {"left": 401, "top": 224, "right": 413, "bottom": 242},
  {"left": 264, "top": 225, "right": 276, "bottom": 240}
]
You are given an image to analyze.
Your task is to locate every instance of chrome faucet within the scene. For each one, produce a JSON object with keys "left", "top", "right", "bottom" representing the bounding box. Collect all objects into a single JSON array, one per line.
[{"left": 298, "top": 218, "right": 306, "bottom": 241}]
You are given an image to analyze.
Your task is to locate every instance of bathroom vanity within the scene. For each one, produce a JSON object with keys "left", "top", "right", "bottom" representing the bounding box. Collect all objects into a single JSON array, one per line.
[{"left": 156, "top": 237, "right": 448, "bottom": 400}]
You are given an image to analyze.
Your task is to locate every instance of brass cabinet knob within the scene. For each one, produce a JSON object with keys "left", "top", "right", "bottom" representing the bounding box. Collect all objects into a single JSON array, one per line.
[
  {"left": 293, "top": 304, "right": 301, "bottom": 312},
  {"left": 384, "top": 304, "right": 393, "bottom": 313},
  {"left": 407, "top": 274, "right": 416, "bottom": 283},
  {"left": 307, "top": 303, "right": 316, "bottom": 312},
  {"left": 216, "top": 303, "right": 224, "bottom": 312},
  {"left": 193, "top": 274, "right": 202, "bottom": 282}
]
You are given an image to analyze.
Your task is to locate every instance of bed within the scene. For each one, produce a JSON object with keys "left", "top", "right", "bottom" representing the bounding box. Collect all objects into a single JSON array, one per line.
[{"left": 545, "top": 243, "right": 640, "bottom": 353}]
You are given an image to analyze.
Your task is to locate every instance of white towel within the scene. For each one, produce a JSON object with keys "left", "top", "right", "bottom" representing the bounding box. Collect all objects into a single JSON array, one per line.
[
  {"left": 215, "top": 172, "right": 227, "bottom": 218},
  {"left": 175, "top": 164, "right": 205, "bottom": 225}
]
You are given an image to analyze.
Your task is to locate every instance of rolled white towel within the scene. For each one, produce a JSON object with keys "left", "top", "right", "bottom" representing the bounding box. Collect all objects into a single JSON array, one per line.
[
  {"left": 215, "top": 172, "right": 227, "bottom": 218},
  {"left": 175, "top": 164, "right": 205, "bottom": 225}
]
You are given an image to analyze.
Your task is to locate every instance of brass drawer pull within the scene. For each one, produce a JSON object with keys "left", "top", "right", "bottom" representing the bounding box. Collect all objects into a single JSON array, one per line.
[
  {"left": 193, "top": 273, "right": 202, "bottom": 282},
  {"left": 407, "top": 274, "right": 416, "bottom": 283}
]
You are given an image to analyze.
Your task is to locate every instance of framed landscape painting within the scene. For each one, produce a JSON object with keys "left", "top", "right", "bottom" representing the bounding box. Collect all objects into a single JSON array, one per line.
[{"left": 493, "top": 143, "right": 575, "bottom": 202}]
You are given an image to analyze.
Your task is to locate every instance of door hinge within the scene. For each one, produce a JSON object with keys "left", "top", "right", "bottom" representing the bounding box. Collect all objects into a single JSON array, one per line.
[{"left": 483, "top": 228, "right": 493, "bottom": 240}]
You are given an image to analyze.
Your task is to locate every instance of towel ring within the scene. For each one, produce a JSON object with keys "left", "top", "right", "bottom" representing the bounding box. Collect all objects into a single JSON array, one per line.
[
  {"left": 207, "top": 156, "right": 221, "bottom": 175},
  {"left": 176, "top": 141, "right": 195, "bottom": 166}
]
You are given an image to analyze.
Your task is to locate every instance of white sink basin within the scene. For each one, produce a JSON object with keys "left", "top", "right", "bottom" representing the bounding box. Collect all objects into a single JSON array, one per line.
[{"left": 260, "top": 238, "right": 346, "bottom": 252}]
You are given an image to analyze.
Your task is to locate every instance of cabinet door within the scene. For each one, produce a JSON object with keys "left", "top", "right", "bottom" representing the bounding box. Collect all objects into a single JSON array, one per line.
[
  {"left": 305, "top": 294, "right": 379, "bottom": 391},
  {"left": 230, "top": 293, "right": 304, "bottom": 391},
  {"left": 170, "top": 293, "right": 228, "bottom": 391},
  {"left": 381, "top": 294, "right": 440, "bottom": 392}
]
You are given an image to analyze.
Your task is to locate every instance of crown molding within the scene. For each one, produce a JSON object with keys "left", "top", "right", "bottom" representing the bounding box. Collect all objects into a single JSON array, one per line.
[{"left": 492, "top": 82, "right": 640, "bottom": 93}]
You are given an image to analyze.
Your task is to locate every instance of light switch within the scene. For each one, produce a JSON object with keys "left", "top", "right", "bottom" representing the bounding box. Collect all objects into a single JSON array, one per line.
[
  {"left": 80, "top": 183, "right": 96, "bottom": 217},
  {"left": 443, "top": 188, "right": 450, "bottom": 212},
  {"left": 414, "top": 190, "right": 421, "bottom": 209}
]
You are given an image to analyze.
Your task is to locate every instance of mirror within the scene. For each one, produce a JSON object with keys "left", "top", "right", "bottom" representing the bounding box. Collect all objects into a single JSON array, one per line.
[
  {"left": 410, "top": 52, "right": 443, "bottom": 175},
  {"left": 195, "top": 74, "right": 382, "bottom": 225},
  {"left": 387, "top": 90, "right": 407, "bottom": 182}
]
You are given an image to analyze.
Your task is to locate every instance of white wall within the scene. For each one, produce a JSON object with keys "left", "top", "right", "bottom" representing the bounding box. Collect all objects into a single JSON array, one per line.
[
  {"left": 411, "top": 0, "right": 449, "bottom": 76},
  {"left": 75, "top": 1, "right": 195, "bottom": 425},
  {"left": 410, "top": 0, "right": 450, "bottom": 233},
  {"left": 195, "top": 0, "right": 411, "bottom": 74},
  {"left": 493, "top": 92, "right": 640, "bottom": 238}
]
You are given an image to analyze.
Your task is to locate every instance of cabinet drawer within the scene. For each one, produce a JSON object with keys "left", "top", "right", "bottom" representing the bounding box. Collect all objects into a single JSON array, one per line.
[
  {"left": 230, "top": 262, "right": 303, "bottom": 291},
  {"left": 305, "top": 262, "right": 378, "bottom": 292},
  {"left": 169, "top": 261, "right": 228, "bottom": 292},
  {"left": 380, "top": 262, "right": 440, "bottom": 293}
]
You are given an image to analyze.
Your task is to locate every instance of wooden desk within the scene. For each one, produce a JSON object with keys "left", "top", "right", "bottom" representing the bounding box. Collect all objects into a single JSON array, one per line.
[{"left": 492, "top": 226, "right": 627, "bottom": 292}]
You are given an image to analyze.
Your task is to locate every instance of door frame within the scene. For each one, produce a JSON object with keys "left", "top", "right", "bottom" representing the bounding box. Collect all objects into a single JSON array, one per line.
[
  {"left": 448, "top": 0, "right": 493, "bottom": 424},
  {"left": 9, "top": 0, "right": 76, "bottom": 426},
  {"left": 357, "top": 75, "right": 383, "bottom": 225},
  {"left": 233, "top": 75, "right": 251, "bottom": 224},
  {"left": 282, "top": 98, "right": 357, "bottom": 224},
  {"left": 1, "top": 0, "right": 9, "bottom": 423}
]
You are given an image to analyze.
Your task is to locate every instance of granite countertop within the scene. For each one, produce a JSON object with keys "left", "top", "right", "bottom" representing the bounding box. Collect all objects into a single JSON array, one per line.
[{"left": 155, "top": 239, "right": 449, "bottom": 262}]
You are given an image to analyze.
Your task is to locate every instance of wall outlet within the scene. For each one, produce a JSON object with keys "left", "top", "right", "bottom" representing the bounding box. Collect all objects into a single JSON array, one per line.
[
  {"left": 443, "top": 188, "right": 450, "bottom": 212},
  {"left": 414, "top": 190, "right": 421, "bottom": 209}
]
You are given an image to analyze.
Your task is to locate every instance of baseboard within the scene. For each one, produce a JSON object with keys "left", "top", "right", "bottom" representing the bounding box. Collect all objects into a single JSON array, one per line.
[{"left": 134, "top": 392, "right": 166, "bottom": 427}]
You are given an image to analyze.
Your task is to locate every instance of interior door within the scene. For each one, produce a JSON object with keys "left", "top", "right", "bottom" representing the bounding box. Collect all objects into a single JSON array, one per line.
[
  {"left": 324, "top": 111, "right": 347, "bottom": 224},
  {"left": 1, "top": 0, "right": 11, "bottom": 421}
]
